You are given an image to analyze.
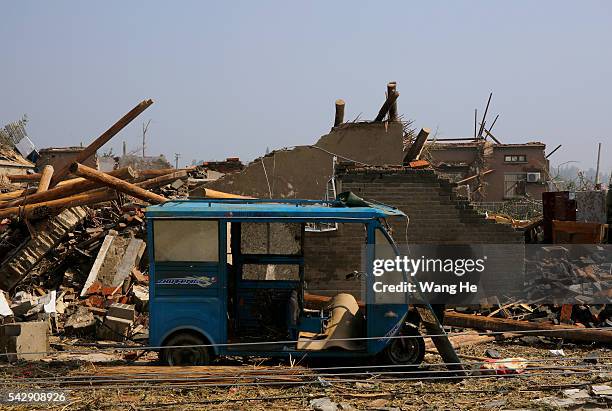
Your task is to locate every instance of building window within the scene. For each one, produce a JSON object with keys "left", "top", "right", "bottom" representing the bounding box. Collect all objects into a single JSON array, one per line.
[
  {"left": 504, "top": 173, "right": 527, "bottom": 198},
  {"left": 504, "top": 154, "right": 527, "bottom": 163}
]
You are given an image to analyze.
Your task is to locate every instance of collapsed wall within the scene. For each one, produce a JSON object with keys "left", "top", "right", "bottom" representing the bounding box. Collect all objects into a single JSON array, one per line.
[
  {"left": 303, "top": 166, "right": 525, "bottom": 295},
  {"left": 205, "top": 122, "right": 406, "bottom": 199},
  {"left": 205, "top": 121, "right": 525, "bottom": 296}
]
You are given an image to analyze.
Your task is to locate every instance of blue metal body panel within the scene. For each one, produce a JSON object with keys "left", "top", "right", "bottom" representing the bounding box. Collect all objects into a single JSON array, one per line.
[{"left": 146, "top": 199, "right": 409, "bottom": 359}]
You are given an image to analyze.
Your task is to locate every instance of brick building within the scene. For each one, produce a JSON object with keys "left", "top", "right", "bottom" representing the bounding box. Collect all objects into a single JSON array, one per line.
[{"left": 426, "top": 141, "right": 548, "bottom": 202}]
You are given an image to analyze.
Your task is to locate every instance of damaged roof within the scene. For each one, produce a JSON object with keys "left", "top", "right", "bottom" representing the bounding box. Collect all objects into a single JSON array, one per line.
[{"left": 146, "top": 199, "right": 405, "bottom": 220}]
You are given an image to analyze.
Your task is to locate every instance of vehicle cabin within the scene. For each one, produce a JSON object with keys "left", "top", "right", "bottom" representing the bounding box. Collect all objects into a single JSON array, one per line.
[{"left": 145, "top": 198, "right": 424, "bottom": 366}]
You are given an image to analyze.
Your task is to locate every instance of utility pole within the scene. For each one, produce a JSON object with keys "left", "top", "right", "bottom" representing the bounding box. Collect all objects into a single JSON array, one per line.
[
  {"left": 595, "top": 142, "right": 602, "bottom": 189},
  {"left": 175, "top": 153, "right": 180, "bottom": 169},
  {"left": 142, "top": 119, "right": 151, "bottom": 158}
]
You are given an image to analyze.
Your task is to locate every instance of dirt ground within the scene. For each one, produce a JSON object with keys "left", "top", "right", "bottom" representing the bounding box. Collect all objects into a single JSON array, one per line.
[{"left": 0, "top": 336, "right": 610, "bottom": 410}]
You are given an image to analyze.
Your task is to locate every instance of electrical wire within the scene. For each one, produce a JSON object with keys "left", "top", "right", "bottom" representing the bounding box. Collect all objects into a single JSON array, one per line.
[{"left": 0, "top": 325, "right": 609, "bottom": 358}]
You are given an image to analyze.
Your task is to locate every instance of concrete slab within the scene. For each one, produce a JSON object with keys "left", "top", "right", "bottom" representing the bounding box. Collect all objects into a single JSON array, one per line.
[{"left": 0, "top": 321, "right": 49, "bottom": 361}]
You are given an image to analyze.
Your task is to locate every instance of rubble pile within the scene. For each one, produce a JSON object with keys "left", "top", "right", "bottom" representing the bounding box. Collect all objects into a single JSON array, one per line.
[
  {"left": 0, "top": 165, "right": 193, "bottom": 346},
  {"left": 525, "top": 245, "right": 612, "bottom": 305}
]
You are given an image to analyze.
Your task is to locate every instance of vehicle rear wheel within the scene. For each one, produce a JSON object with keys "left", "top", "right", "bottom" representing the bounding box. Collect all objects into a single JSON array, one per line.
[
  {"left": 161, "top": 332, "right": 211, "bottom": 366},
  {"left": 381, "top": 326, "right": 425, "bottom": 366}
]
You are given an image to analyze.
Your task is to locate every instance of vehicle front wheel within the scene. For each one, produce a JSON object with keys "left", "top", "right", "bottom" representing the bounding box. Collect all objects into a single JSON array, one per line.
[
  {"left": 381, "top": 326, "right": 425, "bottom": 366},
  {"left": 161, "top": 332, "right": 211, "bottom": 366}
]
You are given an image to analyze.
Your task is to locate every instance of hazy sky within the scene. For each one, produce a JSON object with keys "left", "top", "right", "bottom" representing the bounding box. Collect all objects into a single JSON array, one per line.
[{"left": 1, "top": 1, "right": 610, "bottom": 174}]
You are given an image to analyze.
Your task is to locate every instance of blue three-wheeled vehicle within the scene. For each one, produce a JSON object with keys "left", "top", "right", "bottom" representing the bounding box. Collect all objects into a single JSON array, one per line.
[{"left": 146, "top": 197, "right": 461, "bottom": 369}]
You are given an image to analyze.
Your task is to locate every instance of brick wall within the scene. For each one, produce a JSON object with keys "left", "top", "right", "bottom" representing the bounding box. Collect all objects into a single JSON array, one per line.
[{"left": 304, "top": 167, "right": 525, "bottom": 297}]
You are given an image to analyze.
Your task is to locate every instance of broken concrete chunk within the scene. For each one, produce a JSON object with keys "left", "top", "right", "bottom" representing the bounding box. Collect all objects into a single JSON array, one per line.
[
  {"left": 97, "top": 316, "right": 132, "bottom": 341},
  {"left": 80, "top": 235, "right": 145, "bottom": 297},
  {"left": 10, "top": 293, "right": 36, "bottom": 317},
  {"left": 132, "top": 285, "right": 149, "bottom": 312},
  {"left": 592, "top": 384, "right": 612, "bottom": 396},
  {"left": 170, "top": 179, "right": 184, "bottom": 190},
  {"left": 64, "top": 307, "right": 96, "bottom": 336},
  {"left": 108, "top": 303, "right": 136, "bottom": 322},
  {"left": 309, "top": 397, "right": 338, "bottom": 411},
  {"left": 563, "top": 388, "right": 590, "bottom": 399},
  {"left": 0, "top": 321, "right": 49, "bottom": 361}
]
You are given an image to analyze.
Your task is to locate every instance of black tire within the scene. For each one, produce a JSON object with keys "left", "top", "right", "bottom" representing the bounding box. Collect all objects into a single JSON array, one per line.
[
  {"left": 161, "top": 332, "right": 211, "bottom": 366},
  {"left": 381, "top": 326, "right": 425, "bottom": 366}
]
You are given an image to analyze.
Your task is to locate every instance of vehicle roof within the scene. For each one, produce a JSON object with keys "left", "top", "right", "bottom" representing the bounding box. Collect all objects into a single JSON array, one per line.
[{"left": 145, "top": 199, "right": 405, "bottom": 220}]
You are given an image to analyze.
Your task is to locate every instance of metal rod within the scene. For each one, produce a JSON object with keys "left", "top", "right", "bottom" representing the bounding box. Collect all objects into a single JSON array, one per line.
[
  {"left": 546, "top": 144, "right": 562, "bottom": 159},
  {"left": 477, "top": 92, "right": 492, "bottom": 138}
]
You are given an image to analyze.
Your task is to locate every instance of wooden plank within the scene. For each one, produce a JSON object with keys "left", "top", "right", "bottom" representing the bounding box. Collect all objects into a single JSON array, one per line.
[{"left": 444, "top": 311, "right": 612, "bottom": 343}]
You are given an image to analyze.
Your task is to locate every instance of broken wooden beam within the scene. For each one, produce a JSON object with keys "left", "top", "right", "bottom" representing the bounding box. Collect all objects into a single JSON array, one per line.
[
  {"left": 0, "top": 167, "right": 136, "bottom": 210},
  {"left": 455, "top": 169, "right": 494, "bottom": 185},
  {"left": 136, "top": 170, "right": 188, "bottom": 190},
  {"left": 35, "top": 165, "right": 54, "bottom": 193},
  {"left": 4, "top": 173, "right": 40, "bottom": 183},
  {"left": 444, "top": 311, "right": 612, "bottom": 344},
  {"left": 0, "top": 188, "right": 114, "bottom": 220},
  {"left": 0, "top": 188, "right": 32, "bottom": 201},
  {"left": 402, "top": 128, "right": 431, "bottom": 164},
  {"left": 70, "top": 163, "right": 167, "bottom": 204},
  {"left": 139, "top": 168, "right": 191, "bottom": 179},
  {"left": 334, "top": 99, "right": 345, "bottom": 127},
  {"left": 50, "top": 99, "right": 153, "bottom": 186},
  {"left": 8, "top": 166, "right": 173, "bottom": 184},
  {"left": 203, "top": 188, "right": 253, "bottom": 199},
  {"left": 387, "top": 82, "right": 398, "bottom": 121},
  {"left": 374, "top": 90, "right": 399, "bottom": 122},
  {"left": 0, "top": 170, "right": 185, "bottom": 219}
]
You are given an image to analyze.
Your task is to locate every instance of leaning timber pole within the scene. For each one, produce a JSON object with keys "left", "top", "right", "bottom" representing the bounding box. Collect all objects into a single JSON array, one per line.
[
  {"left": 374, "top": 90, "right": 399, "bottom": 122},
  {"left": 387, "top": 82, "right": 398, "bottom": 121},
  {"left": 50, "top": 99, "right": 154, "bottom": 186},
  {"left": 403, "top": 128, "right": 431, "bottom": 164},
  {"left": 35, "top": 165, "right": 54, "bottom": 193}
]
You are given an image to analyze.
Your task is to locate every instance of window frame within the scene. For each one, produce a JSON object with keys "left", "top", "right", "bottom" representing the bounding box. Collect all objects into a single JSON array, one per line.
[
  {"left": 503, "top": 173, "right": 528, "bottom": 199},
  {"left": 504, "top": 154, "right": 527, "bottom": 163},
  {"left": 153, "top": 219, "right": 220, "bottom": 262}
]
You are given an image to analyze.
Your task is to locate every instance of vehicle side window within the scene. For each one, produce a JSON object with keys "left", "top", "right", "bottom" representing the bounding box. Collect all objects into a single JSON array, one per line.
[
  {"left": 154, "top": 220, "right": 219, "bottom": 261},
  {"left": 241, "top": 223, "right": 302, "bottom": 255}
]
